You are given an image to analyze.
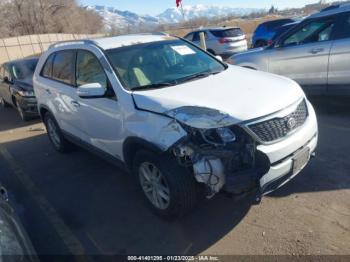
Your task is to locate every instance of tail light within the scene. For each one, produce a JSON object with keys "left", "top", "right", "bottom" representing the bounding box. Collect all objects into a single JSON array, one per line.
[
  {"left": 218, "top": 38, "right": 230, "bottom": 44},
  {"left": 267, "top": 40, "right": 273, "bottom": 46},
  {"left": 218, "top": 36, "right": 245, "bottom": 44}
]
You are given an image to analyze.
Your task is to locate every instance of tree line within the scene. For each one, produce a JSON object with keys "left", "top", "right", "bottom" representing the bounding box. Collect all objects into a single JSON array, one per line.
[{"left": 0, "top": 0, "right": 103, "bottom": 38}]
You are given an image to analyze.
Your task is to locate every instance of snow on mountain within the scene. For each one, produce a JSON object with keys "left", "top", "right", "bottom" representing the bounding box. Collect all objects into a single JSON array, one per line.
[
  {"left": 86, "top": 5, "right": 262, "bottom": 29},
  {"left": 86, "top": 5, "right": 160, "bottom": 30},
  {"left": 158, "top": 5, "right": 263, "bottom": 24}
]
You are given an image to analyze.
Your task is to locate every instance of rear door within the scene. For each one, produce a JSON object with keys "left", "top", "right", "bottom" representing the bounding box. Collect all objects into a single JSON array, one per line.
[
  {"left": 327, "top": 12, "right": 350, "bottom": 94},
  {"left": 43, "top": 50, "right": 82, "bottom": 138},
  {"left": 269, "top": 16, "right": 337, "bottom": 93},
  {"left": 74, "top": 49, "right": 123, "bottom": 157}
]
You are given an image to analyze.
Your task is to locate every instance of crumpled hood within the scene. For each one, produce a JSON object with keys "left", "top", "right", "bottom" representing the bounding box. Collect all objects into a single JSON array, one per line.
[
  {"left": 132, "top": 65, "right": 305, "bottom": 128},
  {"left": 13, "top": 80, "right": 33, "bottom": 91}
]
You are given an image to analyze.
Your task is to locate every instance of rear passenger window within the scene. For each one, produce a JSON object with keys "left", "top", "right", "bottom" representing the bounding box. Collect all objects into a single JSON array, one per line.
[
  {"left": 41, "top": 54, "right": 54, "bottom": 78},
  {"left": 52, "top": 51, "right": 75, "bottom": 85}
]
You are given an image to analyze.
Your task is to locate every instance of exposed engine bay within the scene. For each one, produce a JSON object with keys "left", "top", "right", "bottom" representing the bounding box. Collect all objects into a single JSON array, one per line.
[{"left": 171, "top": 124, "right": 270, "bottom": 198}]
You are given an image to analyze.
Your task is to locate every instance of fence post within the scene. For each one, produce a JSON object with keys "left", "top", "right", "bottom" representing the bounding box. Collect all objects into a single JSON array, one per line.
[{"left": 199, "top": 32, "right": 207, "bottom": 50}]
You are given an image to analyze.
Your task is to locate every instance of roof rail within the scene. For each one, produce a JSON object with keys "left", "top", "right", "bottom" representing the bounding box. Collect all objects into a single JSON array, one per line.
[{"left": 48, "top": 39, "right": 97, "bottom": 49}]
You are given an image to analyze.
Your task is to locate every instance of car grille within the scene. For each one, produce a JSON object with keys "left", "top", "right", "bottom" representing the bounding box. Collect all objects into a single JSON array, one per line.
[{"left": 247, "top": 99, "right": 308, "bottom": 143}]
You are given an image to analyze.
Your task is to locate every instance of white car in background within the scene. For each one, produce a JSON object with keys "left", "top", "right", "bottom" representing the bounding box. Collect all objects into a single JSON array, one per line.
[
  {"left": 184, "top": 27, "right": 248, "bottom": 57},
  {"left": 34, "top": 34, "right": 318, "bottom": 218}
]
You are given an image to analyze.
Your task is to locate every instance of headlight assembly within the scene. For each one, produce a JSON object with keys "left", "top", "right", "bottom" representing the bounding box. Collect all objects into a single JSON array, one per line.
[
  {"left": 18, "top": 90, "right": 35, "bottom": 97},
  {"left": 201, "top": 127, "right": 236, "bottom": 145}
]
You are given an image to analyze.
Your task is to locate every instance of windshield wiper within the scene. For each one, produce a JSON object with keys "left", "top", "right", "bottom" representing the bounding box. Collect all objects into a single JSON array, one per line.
[
  {"left": 131, "top": 81, "right": 177, "bottom": 91},
  {"left": 177, "top": 71, "right": 221, "bottom": 84}
]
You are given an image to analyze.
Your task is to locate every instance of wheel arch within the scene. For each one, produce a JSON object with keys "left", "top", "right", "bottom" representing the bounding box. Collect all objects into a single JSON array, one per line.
[
  {"left": 123, "top": 137, "right": 166, "bottom": 171},
  {"left": 38, "top": 104, "right": 51, "bottom": 120}
]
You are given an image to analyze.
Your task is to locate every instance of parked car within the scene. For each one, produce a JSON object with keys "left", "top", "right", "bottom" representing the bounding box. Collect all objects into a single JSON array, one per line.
[
  {"left": 252, "top": 18, "right": 298, "bottom": 48},
  {"left": 229, "top": 4, "right": 350, "bottom": 95},
  {"left": 34, "top": 34, "right": 318, "bottom": 217},
  {"left": 0, "top": 183, "right": 38, "bottom": 260},
  {"left": 184, "top": 27, "right": 248, "bottom": 57},
  {"left": 0, "top": 58, "right": 39, "bottom": 121}
]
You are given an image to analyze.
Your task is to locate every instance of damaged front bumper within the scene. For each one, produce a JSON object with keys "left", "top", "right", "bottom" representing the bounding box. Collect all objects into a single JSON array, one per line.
[{"left": 170, "top": 99, "right": 318, "bottom": 200}]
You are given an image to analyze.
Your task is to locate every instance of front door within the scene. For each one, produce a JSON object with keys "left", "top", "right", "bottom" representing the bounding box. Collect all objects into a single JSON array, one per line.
[
  {"left": 327, "top": 11, "right": 350, "bottom": 94},
  {"left": 269, "top": 17, "right": 337, "bottom": 93},
  {"left": 74, "top": 49, "right": 123, "bottom": 158}
]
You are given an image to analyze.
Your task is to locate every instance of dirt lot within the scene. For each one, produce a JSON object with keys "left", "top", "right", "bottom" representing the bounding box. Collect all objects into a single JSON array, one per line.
[{"left": 0, "top": 96, "right": 349, "bottom": 258}]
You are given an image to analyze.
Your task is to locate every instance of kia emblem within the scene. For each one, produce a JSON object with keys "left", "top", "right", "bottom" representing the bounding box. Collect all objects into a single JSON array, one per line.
[{"left": 286, "top": 117, "right": 297, "bottom": 129}]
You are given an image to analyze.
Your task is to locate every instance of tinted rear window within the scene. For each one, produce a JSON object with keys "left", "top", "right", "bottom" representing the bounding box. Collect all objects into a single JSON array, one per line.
[
  {"left": 52, "top": 51, "right": 75, "bottom": 85},
  {"left": 210, "top": 28, "right": 244, "bottom": 38}
]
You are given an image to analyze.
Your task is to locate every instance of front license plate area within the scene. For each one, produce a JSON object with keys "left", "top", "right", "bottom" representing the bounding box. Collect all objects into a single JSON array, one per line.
[{"left": 292, "top": 147, "right": 310, "bottom": 174}]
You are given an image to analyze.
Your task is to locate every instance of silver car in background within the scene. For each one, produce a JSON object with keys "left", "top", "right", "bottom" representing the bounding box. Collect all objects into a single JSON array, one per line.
[
  {"left": 184, "top": 27, "right": 248, "bottom": 58},
  {"left": 229, "top": 4, "right": 350, "bottom": 95}
]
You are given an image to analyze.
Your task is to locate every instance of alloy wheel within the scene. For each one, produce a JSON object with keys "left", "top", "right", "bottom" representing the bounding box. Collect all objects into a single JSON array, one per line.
[
  {"left": 46, "top": 118, "right": 61, "bottom": 149},
  {"left": 139, "top": 162, "right": 170, "bottom": 210}
]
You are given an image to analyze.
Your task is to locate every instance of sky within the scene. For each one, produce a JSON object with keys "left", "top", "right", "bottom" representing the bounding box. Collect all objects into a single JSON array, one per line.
[{"left": 78, "top": 0, "right": 322, "bottom": 15}]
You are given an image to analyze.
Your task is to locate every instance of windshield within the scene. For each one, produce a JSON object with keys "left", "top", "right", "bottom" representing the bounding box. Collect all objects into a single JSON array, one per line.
[
  {"left": 11, "top": 59, "right": 38, "bottom": 83},
  {"left": 105, "top": 39, "right": 226, "bottom": 91}
]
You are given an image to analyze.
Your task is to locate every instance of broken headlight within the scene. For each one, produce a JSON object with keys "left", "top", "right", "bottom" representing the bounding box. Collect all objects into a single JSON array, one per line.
[{"left": 201, "top": 127, "right": 236, "bottom": 145}]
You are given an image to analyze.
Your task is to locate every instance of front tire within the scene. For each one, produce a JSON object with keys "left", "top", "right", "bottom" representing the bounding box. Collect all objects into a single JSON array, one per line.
[
  {"left": 133, "top": 150, "right": 197, "bottom": 218},
  {"left": 15, "top": 99, "right": 30, "bottom": 121},
  {"left": 43, "top": 112, "right": 71, "bottom": 153}
]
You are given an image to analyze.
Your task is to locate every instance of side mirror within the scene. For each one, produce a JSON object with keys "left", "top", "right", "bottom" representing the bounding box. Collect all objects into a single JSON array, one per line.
[
  {"left": 77, "top": 83, "right": 106, "bottom": 98},
  {"left": 215, "top": 55, "right": 223, "bottom": 62}
]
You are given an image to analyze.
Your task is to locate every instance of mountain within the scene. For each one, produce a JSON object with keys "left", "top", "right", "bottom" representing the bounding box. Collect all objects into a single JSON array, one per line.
[
  {"left": 158, "top": 5, "right": 264, "bottom": 24},
  {"left": 86, "top": 5, "right": 160, "bottom": 30},
  {"left": 85, "top": 5, "right": 263, "bottom": 29}
]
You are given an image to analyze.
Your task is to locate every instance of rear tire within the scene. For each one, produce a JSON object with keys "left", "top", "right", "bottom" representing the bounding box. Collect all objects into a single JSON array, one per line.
[
  {"left": 133, "top": 150, "right": 197, "bottom": 218},
  {"left": 43, "top": 112, "right": 71, "bottom": 153}
]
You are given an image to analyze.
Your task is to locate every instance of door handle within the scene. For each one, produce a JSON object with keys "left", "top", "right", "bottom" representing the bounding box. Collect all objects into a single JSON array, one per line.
[
  {"left": 71, "top": 101, "right": 80, "bottom": 108},
  {"left": 309, "top": 48, "right": 324, "bottom": 54},
  {"left": 45, "top": 89, "right": 51, "bottom": 95}
]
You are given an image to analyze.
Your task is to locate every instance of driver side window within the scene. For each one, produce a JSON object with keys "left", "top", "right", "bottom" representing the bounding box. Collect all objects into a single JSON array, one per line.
[
  {"left": 76, "top": 50, "right": 108, "bottom": 89},
  {"left": 283, "top": 19, "right": 334, "bottom": 46}
]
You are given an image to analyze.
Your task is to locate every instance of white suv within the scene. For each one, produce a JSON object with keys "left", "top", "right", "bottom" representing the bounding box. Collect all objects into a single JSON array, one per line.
[{"left": 34, "top": 34, "right": 318, "bottom": 217}]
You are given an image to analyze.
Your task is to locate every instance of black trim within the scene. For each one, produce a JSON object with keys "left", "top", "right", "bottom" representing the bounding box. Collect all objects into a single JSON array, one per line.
[{"left": 123, "top": 136, "right": 166, "bottom": 170}]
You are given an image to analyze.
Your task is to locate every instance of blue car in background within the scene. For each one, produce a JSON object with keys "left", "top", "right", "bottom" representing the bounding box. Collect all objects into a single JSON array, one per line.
[{"left": 252, "top": 18, "right": 298, "bottom": 48}]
